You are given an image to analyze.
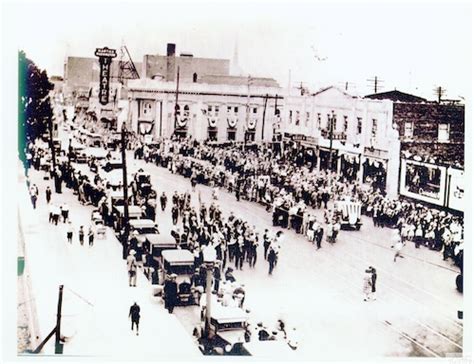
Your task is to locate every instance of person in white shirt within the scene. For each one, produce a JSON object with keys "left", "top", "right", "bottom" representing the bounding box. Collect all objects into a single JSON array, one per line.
[{"left": 391, "top": 231, "right": 405, "bottom": 262}]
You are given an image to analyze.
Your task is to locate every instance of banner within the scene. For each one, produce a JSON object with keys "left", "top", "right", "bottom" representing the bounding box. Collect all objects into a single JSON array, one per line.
[{"left": 399, "top": 159, "right": 446, "bottom": 206}]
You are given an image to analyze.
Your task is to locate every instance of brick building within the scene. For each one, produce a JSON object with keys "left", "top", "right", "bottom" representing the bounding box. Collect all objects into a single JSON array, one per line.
[{"left": 365, "top": 90, "right": 465, "bottom": 167}]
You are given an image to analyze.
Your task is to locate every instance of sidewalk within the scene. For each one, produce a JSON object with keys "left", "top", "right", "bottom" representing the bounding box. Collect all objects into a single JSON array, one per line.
[{"left": 18, "top": 165, "right": 201, "bottom": 359}]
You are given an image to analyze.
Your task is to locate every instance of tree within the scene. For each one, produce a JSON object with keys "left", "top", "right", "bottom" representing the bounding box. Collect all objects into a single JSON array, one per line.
[{"left": 18, "top": 50, "right": 54, "bottom": 167}]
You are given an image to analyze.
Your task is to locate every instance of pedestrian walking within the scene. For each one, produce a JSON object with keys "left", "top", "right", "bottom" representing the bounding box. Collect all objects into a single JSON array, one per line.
[
  {"left": 369, "top": 266, "right": 377, "bottom": 301},
  {"left": 52, "top": 204, "right": 61, "bottom": 225},
  {"left": 66, "top": 221, "right": 74, "bottom": 243},
  {"left": 171, "top": 205, "right": 179, "bottom": 225},
  {"left": 45, "top": 186, "right": 52, "bottom": 204},
  {"left": 129, "top": 302, "right": 140, "bottom": 336},
  {"left": 30, "top": 184, "right": 39, "bottom": 209},
  {"left": 391, "top": 231, "right": 404, "bottom": 262},
  {"left": 78, "top": 226, "right": 85, "bottom": 246},
  {"left": 88, "top": 226, "right": 95, "bottom": 247},
  {"left": 363, "top": 269, "right": 372, "bottom": 301},
  {"left": 127, "top": 250, "right": 138, "bottom": 287}
]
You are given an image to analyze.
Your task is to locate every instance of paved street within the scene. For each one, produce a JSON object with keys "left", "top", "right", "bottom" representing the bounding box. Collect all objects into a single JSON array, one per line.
[{"left": 17, "top": 123, "right": 463, "bottom": 360}]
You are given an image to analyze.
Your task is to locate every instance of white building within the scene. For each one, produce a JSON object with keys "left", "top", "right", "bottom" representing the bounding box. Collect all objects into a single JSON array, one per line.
[
  {"left": 281, "top": 86, "right": 400, "bottom": 198},
  {"left": 126, "top": 77, "right": 282, "bottom": 143}
]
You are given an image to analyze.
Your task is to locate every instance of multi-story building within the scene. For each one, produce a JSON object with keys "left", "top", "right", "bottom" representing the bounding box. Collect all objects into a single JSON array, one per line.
[
  {"left": 281, "top": 86, "right": 401, "bottom": 198},
  {"left": 126, "top": 76, "right": 282, "bottom": 143},
  {"left": 365, "top": 90, "right": 465, "bottom": 211}
]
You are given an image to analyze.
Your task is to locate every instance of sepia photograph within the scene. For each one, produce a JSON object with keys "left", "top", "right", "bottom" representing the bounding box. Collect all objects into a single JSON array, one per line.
[{"left": 1, "top": 0, "right": 472, "bottom": 362}]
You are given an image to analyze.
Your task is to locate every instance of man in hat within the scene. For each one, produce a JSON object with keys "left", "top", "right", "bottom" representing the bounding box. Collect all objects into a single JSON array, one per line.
[
  {"left": 369, "top": 266, "right": 377, "bottom": 301},
  {"left": 164, "top": 274, "right": 178, "bottom": 313},
  {"left": 127, "top": 250, "right": 137, "bottom": 287},
  {"left": 129, "top": 302, "right": 141, "bottom": 336}
]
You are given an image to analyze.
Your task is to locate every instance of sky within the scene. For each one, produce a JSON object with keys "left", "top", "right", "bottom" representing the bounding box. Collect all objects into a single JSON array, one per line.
[{"left": 2, "top": 0, "right": 472, "bottom": 99}]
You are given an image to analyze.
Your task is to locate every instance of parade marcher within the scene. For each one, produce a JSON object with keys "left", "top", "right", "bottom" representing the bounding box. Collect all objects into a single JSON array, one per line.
[
  {"left": 268, "top": 246, "right": 277, "bottom": 275},
  {"left": 45, "top": 186, "right": 52, "bottom": 204},
  {"left": 129, "top": 302, "right": 140, "bottom": 336},
  {"left": 164, "top": 273, "right": 178, "bottom": 313},
  {"left": 61, "top": 203, "right": 69, "bottom": 223},
  {"left": 52, "top": 204, "right": 61, "bottom": 225},
  {"left": 160, "top": 192, "right": 168, "bottom": 212},
  {"left": 263, "top": 229, "right": 271, "bottom": 260},
  {"left": 127, "top": 250, "right": 137, "bottom": 287},
  {"left": 171, "top": 204, "right": 179, "bottom": 225},
  {"left": 78, "top": 226, "right": 85, "bottom": 246},
  {"left": 88, "top": 225, "right": 95, "bottom": 247},
  {"left": 66, "top": 221, "right": 74, "bottom": 244}
]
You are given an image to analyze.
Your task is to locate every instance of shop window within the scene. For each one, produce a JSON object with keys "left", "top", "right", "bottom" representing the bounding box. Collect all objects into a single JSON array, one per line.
[
  {"left": 438, "top": 123, "right": 449, "bottom": 142},
  {"left": 357, "top": 118, "right": 362, "bottom": 134},
  {"left": 404, "top": 122, "right": 413, "bottom": 138},
  {"left": 371, "top": 119, "right": 377, "bottom": 138}
]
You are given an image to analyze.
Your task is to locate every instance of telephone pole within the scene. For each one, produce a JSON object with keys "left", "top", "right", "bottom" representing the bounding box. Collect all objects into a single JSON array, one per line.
[
  {"left": 174, "top": 66, "right": 180, "bottom": 133},
  {"left": 433, "top": 86, "right": 446, "bottom": 103},
  {"left": 367, "top": 76, "right": 384, "bottom": 94},
  {"left": 261, "top": 94, "right": 268, "bottom": 141},
  {"left": 121, "top": 124, "right": 130, "bottom": 259}
]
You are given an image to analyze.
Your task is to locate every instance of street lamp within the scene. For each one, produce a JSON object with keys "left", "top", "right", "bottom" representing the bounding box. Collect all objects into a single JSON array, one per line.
[{"left": 202, "top": 245, "right": 217, "bottom": 338}]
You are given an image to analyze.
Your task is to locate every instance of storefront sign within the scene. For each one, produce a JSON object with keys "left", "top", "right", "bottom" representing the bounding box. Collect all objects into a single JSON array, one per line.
[
  {"left": 95, "top": 47, "right": 117, "bottom": 106},
  {"left": 447, "top": 168, "right": 464, "bottom": 212},
  {"left": 364, "top": 147, "right": 388, "bottom": 159}
]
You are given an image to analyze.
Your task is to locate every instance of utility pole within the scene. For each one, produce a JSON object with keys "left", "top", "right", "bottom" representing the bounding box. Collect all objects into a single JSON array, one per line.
[
  {"left": 433, "top": 86, "right": 446, "bottom": 103},
  {"left": 121, "top": 124, "right": 130, "bottom": 259},
  {"left": 47, "top": 102, "right": 57, "bottom": 174},
  {"left": 55, "top": 285, "right": 64, "bottom": 354},
  {"left": 328, "top": 111, "right": 335, "bottom": 183},
  {"left": 261, "top": 94, "right": 268, "bottom": 141},
  {"left": 367, "top": 76, "right": 384, "bottom": 94},
  {"left": 174, "top": 66, "right": 180, "bottom": 134},
  {"left": 34, "top": 285, "right": 64, "bottom": 354}
]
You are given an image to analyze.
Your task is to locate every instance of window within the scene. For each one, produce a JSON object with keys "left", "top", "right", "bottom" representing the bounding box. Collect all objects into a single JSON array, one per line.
[
  {"left": 371, "top": 119, "right": 377, "bottom": 138},
  {"left": 438, "top": 123, "right": 450, "bottom": 142},
  {"left": 357, "top": 118, "right": 362, "bottom": 134},
  {"left": 253, "top": 107, "right": 257, "bottom": 114},
  {"left": 295, "top": 111, "right": 300, "bottom": 126},
  {"left": 234, "top": 106, "right": 239, "bottom": 114},
  {"left": 208, "top": 105, "right": 212, "bottom": 113},
  {"left": 329, "top": 113, "right": 337, "bottom": 131},
  {"left": 215, "top": 106, "right": 219, "bottom": 116},
  {"left": 343, "top": 116, "right": 348, "bottom": 132},
  {"left": 227, "top": 106, "right": 232, "bottom": 113},
  {"left": 183, "top": 105, "right": 190, "bottom": 118},
  {"left": 227, "top": 130, "right": 236, "bottom": 141},
  {"left": 305, "top": 112, "right": 310, "bottom": 126},
  {"left": 193, "top": 73, "right": 198, "bottom": 83},
  {"left": 142, "top": 100, "right": 153, "bottom": 116},
  {"left": 404, "top": 122, "right": 413, "bottom": 138},
  {"left": 317, "top": 113, "right": 321, "bottom": 128},
  {"left": 289, "top": 110, "right": 293, "bottom": 124},
  {"left": 326, "top": 114, "right": 331, "bottom": 130}
]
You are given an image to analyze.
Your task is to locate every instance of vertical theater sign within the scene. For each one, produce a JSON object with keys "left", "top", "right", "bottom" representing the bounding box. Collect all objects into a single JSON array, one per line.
[{"left": 94, "top": 47, "right": 117, "bottom": 105}]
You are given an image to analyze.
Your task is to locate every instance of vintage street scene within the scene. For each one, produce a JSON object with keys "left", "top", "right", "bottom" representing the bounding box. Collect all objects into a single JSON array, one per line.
[{"left": 5, "top": 0, "right": 470, "bottom": 361}]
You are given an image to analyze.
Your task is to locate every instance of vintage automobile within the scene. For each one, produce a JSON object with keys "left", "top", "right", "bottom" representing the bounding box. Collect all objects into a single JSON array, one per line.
[
  {"left": 334, "top": 197, "right": 362, "bottom": 230},
  {"left": 159, "top": 249, "right": 196, "bottom": 305},
  {"left": 146, "top": 233, "right": 177, "bottom": 259},
  {"left": 199, "top": 305, "right": 250, "bottom": 355},
  {"left": 129, "top": 218, "right": 160, "bottom": 251},
  {"left": 102, "top": 158, "right": 123, "bottom": 172},
  {"left": 112, "top": 205, "right": 143, "bottom": 231}
]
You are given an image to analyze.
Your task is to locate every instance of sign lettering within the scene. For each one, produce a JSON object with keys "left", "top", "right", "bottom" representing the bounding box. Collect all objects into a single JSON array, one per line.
[{"left": 95, "top": 47, "right": 116, "bottom": 105}]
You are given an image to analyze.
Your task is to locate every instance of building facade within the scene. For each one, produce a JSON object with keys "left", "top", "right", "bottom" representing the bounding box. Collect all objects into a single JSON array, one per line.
[
  {"left": 126, "top": 78, "right": 282, "bottom": 143},
  {"left": 281, "top": 86, "right": 400, "bottom": 198}
]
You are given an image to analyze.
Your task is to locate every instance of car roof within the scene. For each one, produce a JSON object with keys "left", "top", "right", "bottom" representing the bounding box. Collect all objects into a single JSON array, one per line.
[
  {"left": 161, "top": 249, "right": 194, "bottom": 263},
  {"left": 129, "top": 219, "right": 155, "bottom": 228}
]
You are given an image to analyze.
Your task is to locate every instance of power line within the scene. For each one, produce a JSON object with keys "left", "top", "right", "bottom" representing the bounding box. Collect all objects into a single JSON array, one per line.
[
  {"left": 433, "top": 85, "right": 446, "bottom": 103},
  {"left": 367, "top": 76, "right": 384, "bottom": 94}
]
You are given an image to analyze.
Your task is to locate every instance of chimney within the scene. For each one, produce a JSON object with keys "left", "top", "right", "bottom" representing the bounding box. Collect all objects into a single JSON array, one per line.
[{"left": 167, "top": 43, "right": 176, "bottom": 57}]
